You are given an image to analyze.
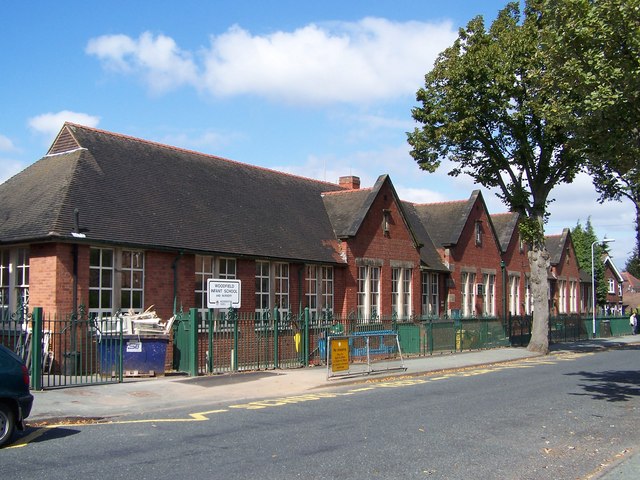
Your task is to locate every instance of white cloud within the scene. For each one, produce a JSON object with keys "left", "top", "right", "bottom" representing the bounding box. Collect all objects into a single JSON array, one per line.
[
  {"left": 86, "top": 32, "right": 198, "bottom": 94},
  {"left": 0, "top": 134, "right": 18, "bottom": 152},
  {"left": 28, "top": 111, "right": 100, "bottom": 144},
  {"left": 86, "top": 18, "right": 457, "bottom": 104}
]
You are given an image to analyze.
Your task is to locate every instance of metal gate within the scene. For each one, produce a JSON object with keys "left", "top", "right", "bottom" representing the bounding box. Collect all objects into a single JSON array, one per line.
[
  {"left": 173, "top": 308, "right": 307, "bottom": 376},
  {"left": 1, "top": 307, "right": 124, "bottom": 390}
]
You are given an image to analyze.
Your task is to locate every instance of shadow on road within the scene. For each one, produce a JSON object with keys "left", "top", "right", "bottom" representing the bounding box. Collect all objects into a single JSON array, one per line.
[{"left": 567, "top": 367, "right": 640, "bottom": 402}]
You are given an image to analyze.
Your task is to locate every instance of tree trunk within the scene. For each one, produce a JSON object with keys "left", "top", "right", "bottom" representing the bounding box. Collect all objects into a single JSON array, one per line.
[
  {"left": 635, "top": 199, "right": 640, "bottom": 260},
  {"left": 527, "top": 245, "right": 551, "bottom": 354}
]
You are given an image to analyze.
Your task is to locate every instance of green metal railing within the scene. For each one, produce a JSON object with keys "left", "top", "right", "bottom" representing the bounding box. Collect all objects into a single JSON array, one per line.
[
  {"left": 1, "top": 306, "right": 124, "bottom": 390},
  {"left": 5, "top": 306, "right": 634, "bottom": 386}
]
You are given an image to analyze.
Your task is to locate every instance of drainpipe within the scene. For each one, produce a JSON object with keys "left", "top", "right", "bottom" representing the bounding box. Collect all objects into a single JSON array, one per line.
[
  {"left": 501, "top": 260, "right": 507, "bottom": 330},
  {"left": 298, "top": 266, "right": 304, "bottom": 316},
  {"left": 172, "top": 252, "right": 183, "bottom": 315},
  {"left": 72, "top": 209, "right": 81, "bottom": 315}
]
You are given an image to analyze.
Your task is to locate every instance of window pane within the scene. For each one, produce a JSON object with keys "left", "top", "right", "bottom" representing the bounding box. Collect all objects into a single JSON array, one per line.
[
  {"left": 101, "top": 290, "right": 112, "bottom": 309},
  {"left": 90, "top": 270, "right": 100, "bottom": 288},
  {"left": 121, "top": 290, "right": 131, "bottom": 309},
  {"left": 102, "top": 249, "right": 113, "bottom": 267},
  {"left": 132, "top": 291, "right": 142, "bottom": 309},
  {"left": 89, "top": 290, "right": 99, "bottom": 309},
  {"left": 132, "top": 271, "right": 143, "bottom": 288}
]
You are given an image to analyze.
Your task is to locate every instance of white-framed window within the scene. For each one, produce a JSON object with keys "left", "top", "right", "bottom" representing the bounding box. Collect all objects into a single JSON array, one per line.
[
  {"left": 581, "top": 283, "right": 591, "bottom": 312},
  {"left": 0, "top": 248, "right": 30, "bottom": 318},
  {"left": 483, "top": 274, "right": 495, "bottom": 316},
  {"left": 569, "top": 280, "right": 577, "bottom": 312},
  {"left": 255, "top": 261, "right": 270, "bottom": 317},
  {"left": 357, "top": 265, "right": 380, "bottom": 320},
  {"left": 608, "top": 278, "right": 615, "bottom": 294},
  {"left": 461, "top": 272, "right": 476, "bottom": 317},
  {"left": 121, "top": 250, "right": 144, "bottom": 312},
  {"left": 195, "top": 255, "right": 215, "bottom": 313},
  {"left": 524, "top": 276, "right": 533, "bottom": 315},
  {"left": 195, "top": 255, "right": 237, "bottom": 326},
  {"left": 274, "top": 262, "right": 289, "bottom": 312},
  {"left": 421, "top": 272, "right": 439, "bottom": 316},
  {"left": 509, "top": 275, "right": 520, "bottom": 315},
  {"left": 255, "top": 261, "right": 290, "bottom": 318},
  {"left": 89, "top": 247, "right": 144, "bottom": 317},
  {"left": 392, "top": 267, "right": 412, "bottom": 318},
  {"left": 475, "top": 221, "right": 482, "bottom": 246},
  {"left": 306, "top": 265, "right": 334, "bottom": 321},
  {"left": 0, "top": 249, "right": 9, "bottom": 317},
  {"left": 558, "top": 280, "right": 567, "bottom": 313},
  {"left": 89, "top": 248, "right": 114, "bottom": 318}
]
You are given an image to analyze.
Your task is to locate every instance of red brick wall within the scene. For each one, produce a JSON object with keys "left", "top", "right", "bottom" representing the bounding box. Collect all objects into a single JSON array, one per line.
[
  {"left": 341, "top": 181, "right": 422, "bottom": 317},
  {"left": 447, "top": 198, "right": 504, "bottom": 316},
  {"left": 501, "top": 225, "right": 530, "bottom": 316},
  {"left": 236, "top": 259, "right": 255, "bottom": 315},
  {"left": 29, "top": 243, "right": 80, "bottom": 317},
  {"left": 144, "top": 251, "right": 194, "bottom": 321},
  {"left": 551, "top": 242, "right": 583, "bottom": 314}
]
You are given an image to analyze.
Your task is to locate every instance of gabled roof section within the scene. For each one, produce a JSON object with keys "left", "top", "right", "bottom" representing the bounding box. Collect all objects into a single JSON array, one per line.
[
  {"left": 47, "top": 124, "right": 83, "bottom": 155},
  {"left": 1, "top": 123, "right": 347, "bottom": 263},
  {"left": 402, "top": 202, "right": 449, "bottom": 272},
  {"left": 322, "top": 186, "right": 375, "bottom": 238},
  {"left": 604, "top": 256, "right": 624, "bottom": 282},
  {"left": 622, "top": 271, "right": 640, "bottom": 292},
  {"left": 322, "top": 175, "right": 420, "bottom": 246},
  {"left": 412, "top": 190, "right": 500, "bottom": 250},
  {"left": 545, "top": 228, "right": 571, "bottom": 266},
  {"left": 411, "top": 198, "right": 468, "bottom": 248},
  {"left": 491, "top": 212, "right": 520, "bottom": 252}
]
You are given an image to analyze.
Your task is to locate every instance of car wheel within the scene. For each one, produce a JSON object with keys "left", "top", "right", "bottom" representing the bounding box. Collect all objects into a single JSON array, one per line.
[{"left": 0, "top": 402, "right": 16, "bottom": 447}]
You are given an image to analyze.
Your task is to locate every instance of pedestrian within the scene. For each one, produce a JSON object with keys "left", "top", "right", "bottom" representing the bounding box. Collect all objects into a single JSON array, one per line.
[{"left": 630, "top": 310, "right": 638, "bottom": 335}]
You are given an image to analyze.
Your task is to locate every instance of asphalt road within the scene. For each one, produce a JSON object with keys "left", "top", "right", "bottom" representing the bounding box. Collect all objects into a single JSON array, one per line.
[{"left": 3, "top": 347, "right": 639, "bottom": 479}]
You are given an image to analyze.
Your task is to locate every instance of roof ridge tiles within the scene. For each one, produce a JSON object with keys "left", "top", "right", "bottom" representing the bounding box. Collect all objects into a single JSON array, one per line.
[
  {"left": 322, "top": 187, "right": 373, "bottom": 196},
  {"left": 63, "top": 122, "right": 342, "bottom": 189},
  {"left": 410, "top": 199, "right": 467, "bottom": 207}
]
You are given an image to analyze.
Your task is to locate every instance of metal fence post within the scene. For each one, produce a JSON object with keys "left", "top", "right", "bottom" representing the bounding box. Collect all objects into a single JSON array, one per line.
[
  {"left": 304, "top": 307, "right": 310, "bottom": 367},
  {"left": 207, "top": 308, "right": 213, "bottom": 374},
  {"left": 232, "top": 309, "right": 239, "bottom": 372},
  {"left": 31, "top": 307, "right": 43, "bottom": 391},
  {"left": 118, "top": 315, "right": 124, "bottom": 383},
  {"left": 273, "top": 307, "right": 279, "bottom": 369},
  {"left": 189, "top": 308, "right": 198, "bottom": 376}
]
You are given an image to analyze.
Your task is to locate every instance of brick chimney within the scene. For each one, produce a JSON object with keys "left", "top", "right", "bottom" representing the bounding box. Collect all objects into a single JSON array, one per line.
[{"left": 339, "top": 175, "right": 360, "bottom": 190}]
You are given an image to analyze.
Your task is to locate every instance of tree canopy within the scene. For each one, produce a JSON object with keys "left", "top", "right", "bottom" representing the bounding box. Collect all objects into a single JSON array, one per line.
[
  {"left": 543, "top": 0, "right": 640, "bottom": 258},
  {"left": 571, "top": 219, "right": 610, "bottom": 306},
  {"left": 408, "top": 1, "right": 585, "bottom": 353}
]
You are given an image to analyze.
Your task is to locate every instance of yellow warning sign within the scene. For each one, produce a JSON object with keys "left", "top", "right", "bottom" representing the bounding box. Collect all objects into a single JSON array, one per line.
[{"left": 331, "top": 338, "right": 349, "bottom": 372}]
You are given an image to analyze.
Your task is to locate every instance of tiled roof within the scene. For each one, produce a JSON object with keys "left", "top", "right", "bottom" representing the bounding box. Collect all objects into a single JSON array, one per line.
[
  {"left": 401, "top": 202, "right": 449, "bottom": 272},
  {"left": 491, "top": 212, "right": 520, "bottom": 252},
  {"left": 323, "top": 175, "right": 448, "bottom": 272},
  {"left": 322, "top": 187, "right": 376, "bottom": 238},
  {"left": 545, "top": 229, "right": 569, "bottom": 266},
  {"left": 0, "top": 123, "right": 347, "bottom": 263}
]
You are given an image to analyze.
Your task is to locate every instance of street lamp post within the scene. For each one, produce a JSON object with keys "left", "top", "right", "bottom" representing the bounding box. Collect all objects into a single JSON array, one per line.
[{"left": 591, "top": 238, "right": 615, "bottom": 338}]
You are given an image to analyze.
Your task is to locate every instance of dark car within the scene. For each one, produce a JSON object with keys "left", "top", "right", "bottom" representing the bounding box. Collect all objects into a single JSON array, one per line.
[{"left": 0, "top": 344, "right": 33, "bottom": 447}]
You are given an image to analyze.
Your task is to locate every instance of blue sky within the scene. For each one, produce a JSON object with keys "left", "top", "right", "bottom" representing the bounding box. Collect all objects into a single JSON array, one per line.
[{"left": 1, "top": 1, "right": 633, "bottom": 268}]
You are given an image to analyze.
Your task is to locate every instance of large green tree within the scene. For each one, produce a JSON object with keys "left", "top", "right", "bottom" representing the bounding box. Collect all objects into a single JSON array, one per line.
[
  {"left": 571, "top": 219, "right": 610, "bottom": 307},
  {"left": 408, "top": 1, "right": 584, "bottom": 354},
  {"left": 543, "top": 0, "right": 640, "bottom": 256}
]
